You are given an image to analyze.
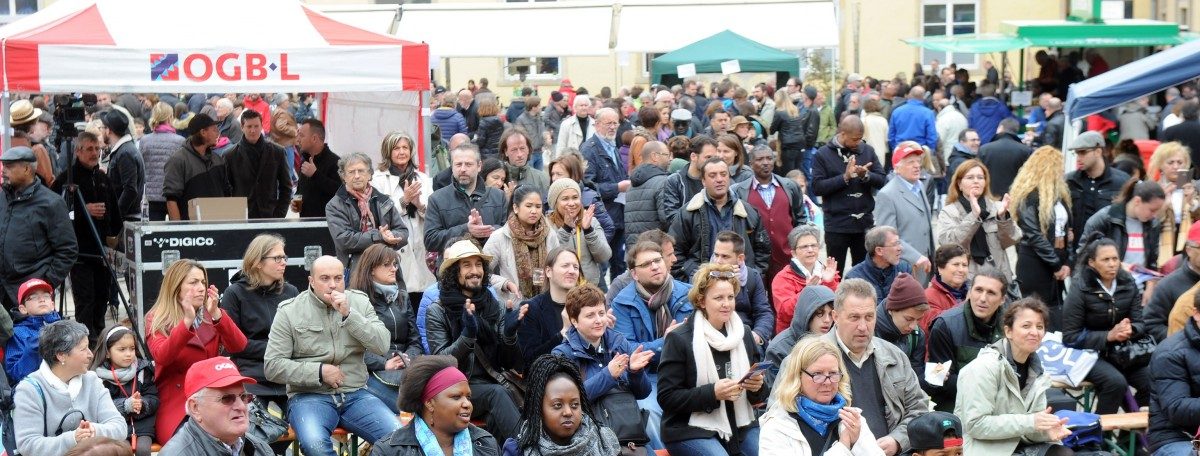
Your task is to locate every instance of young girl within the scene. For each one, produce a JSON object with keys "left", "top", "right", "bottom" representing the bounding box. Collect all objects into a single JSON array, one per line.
[{"left": 91, "top": 324, "right": 159, "bottom": 456}]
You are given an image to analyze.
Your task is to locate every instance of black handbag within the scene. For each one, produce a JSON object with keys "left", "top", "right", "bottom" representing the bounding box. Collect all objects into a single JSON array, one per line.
[
  {"left": 247, "top": 399, "right": 289, "bottom": 444},
  {"left": 594, "top": 390, "right": 650, "bottom": 447},
  {"left": 1106, "top": 334, "right": 1156, "bottom": 370}
]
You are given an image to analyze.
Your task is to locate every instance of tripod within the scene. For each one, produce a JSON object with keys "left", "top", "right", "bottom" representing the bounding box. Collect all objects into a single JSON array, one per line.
[{"left": 58, "top": 143, "right": 151, "bottom": 358}]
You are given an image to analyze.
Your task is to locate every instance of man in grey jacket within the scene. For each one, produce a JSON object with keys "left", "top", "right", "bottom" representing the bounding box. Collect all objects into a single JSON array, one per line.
[
  {"left": 424, "top": 144, "right": 507, "bottom": 259},
  {"left": 158, "top": 356, "right": 274, "bottom": 455},
  {"left": 266, "top": 256, "right": 398, "bottom": 456},
  {"left": 822, "top": 278, "right": 929, "bottom": 455}
]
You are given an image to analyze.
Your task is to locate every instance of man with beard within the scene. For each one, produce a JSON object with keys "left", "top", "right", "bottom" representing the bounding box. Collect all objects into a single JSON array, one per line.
[
  {"left": 924, "top": 267, "right": 1007, "bottom": 412},
  {"left": 266, "top": 256, "right": 399, "bottom": 456},
  {"left": 424, "top": 144, "right": 507, "bottom": 261},
  {"left": 610, "top": 241, "right": 694, "bottom": 451},
  {"left": 580, "top": 107, "right": 632, "bottom": 276},
  {"left": 668, "top": 158, "right": 769, "bottom": 281},
  {"left": 0, "top": 146, "right": 77, "bottom": 311},
  {"left": 498, "top": 129, "right": 549, "bottom": 192},
  {"left": 224, "top": 109, "right": 291, "bottom": 218},
  {"left": 100, "top": 109, "right": 146, "bottom": 222},
  {"left": 816, "top": 278, "right": 929, "bottom": 455},
  {"left": 1065, "top": 131, "right": 1130, "bottom": 251},
  {"left": 163, "top": 114, "right": 232, "bottom": 221},
  {"left": 50, "top": 132, "right": 121, "bottom": 341},
  {"left": 424, "top": 239, "right": 522, "bottom": 443}
]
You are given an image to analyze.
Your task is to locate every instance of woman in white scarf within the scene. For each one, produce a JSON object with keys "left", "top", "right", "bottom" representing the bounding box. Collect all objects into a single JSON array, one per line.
[{"left": 657, "top": 263, "right": 769, "bottom": 456}]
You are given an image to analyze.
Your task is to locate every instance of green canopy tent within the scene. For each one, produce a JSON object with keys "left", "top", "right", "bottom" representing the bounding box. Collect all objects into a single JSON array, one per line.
[
  {"left": 902, "top": 33, "right": 1030, "bottom": 53},
  {"left": 651, "top": 30, "right": 800, "bottom": 85}
]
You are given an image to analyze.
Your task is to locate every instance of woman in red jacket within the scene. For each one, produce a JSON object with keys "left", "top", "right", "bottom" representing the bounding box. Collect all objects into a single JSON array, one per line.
[
  {"left": 921, "top": 244, "right": 970, "bottom": 334},
  {"left": 771, "top": 225, "right": 840, "bottom": 334},
  {"left": 145, "top": 259, "right": 248, "bottom": 444}
]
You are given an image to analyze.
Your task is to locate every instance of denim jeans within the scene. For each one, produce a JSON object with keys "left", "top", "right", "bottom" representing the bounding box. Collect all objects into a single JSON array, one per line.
[
  {"left": 1155, "top": 441, "right": 1195, "bottom": 456},
  {"left": 364, "top": 375, "right": 401, "bottom": 414},
  {"left": 532, "top": 151, "right": 544, "bottom": 170},
  {"left": 664, "top": 426, "right": 760, "bottom": 456},
  {"left": 636, "top": 374, "right": 664, "bottom": 451},
  {"left": 288, "top": 389, "right": 400, "bottom": 456}
]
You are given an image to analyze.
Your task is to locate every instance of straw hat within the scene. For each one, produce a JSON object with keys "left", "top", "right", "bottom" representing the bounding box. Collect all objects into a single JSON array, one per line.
[
  {"left": 10, "top": 100, "right": 42, "bottom": 126},
  {"left": 439, "top": 239, "right": 494, "bottom": 275}
]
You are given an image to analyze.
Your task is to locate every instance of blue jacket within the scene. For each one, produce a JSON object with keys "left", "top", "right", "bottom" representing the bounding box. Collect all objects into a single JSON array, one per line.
[
  {"left": 968, "top": 97, "right": 1015, "bottom": 144},
  {"left": 5, "top": 311, "right": 62, "bottom": 385},
  {"left": 888, "top": 98, "right": 938, "bottom": 151},
  {"left": 610, "top": 280, "right": 693, "bottom": 368},
  {"left": 579, "top": 135, "right": 629, "bottom": 226},
  {"left": 431, "top": 107, "right": 468, "bottom": 142},
  {"left": 736, "top": 268, "right": 774, "bottom": 343},
  {"left": 552, "top": 326, "right": 653, "bottom": 402},
  {"left": 844, "top": 259, "right": 912, "bottom": 305}
]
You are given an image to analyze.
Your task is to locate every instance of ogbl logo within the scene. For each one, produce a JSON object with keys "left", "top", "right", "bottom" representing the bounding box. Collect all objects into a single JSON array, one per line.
[{"left": 151, "top": 52, "right": 300, "bottom": 82}]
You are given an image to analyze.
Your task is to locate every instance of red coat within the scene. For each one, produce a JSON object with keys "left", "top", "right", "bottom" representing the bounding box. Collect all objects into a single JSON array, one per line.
[
  {"left": 771, "top": 264, "right": 840, "bottom": 334},
  {"left": 147, "top": 313, "right": 247, "bottom": 444},
  {"left": 922, "top": 279, "right": 962, "bottom": 335}
]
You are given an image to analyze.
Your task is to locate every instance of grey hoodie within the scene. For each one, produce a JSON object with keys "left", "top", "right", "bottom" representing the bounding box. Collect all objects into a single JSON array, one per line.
[{"left": 765, "top": 284, "right": 836, "bottom": 387}]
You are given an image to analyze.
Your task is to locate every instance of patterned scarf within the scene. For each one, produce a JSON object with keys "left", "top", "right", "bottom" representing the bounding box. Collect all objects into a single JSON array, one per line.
[
  {"left": 508, "top": 214, "right": 548, "bottom": 298},
  {"left": 347, "top": 185, "right": 376, "bottom": 232},
  {"left": 414, "top": 416, "right": 473, "bottom": 456},
  {"left": 523, "top": 415, "right": 621, "bottom": 456},
  {"left": 636, "top": 279, "right": 674, "bottom": 338}
]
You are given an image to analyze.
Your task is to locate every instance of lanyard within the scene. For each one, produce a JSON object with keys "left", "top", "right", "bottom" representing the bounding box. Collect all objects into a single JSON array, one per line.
[{"left": 111, "top": 365, "right": 139, "bottom": 451}]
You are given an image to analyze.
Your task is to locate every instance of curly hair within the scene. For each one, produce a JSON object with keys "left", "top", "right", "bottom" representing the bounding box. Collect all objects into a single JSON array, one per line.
[
  {"left": 1148, "top": 141, "right": 1191, "bottom": 182},
  {"left": 1009, "top": 146, "right": 1071, "bottom": 233},
  {"left": 515, "top": 354, "right": 602, "bottom": 451}
]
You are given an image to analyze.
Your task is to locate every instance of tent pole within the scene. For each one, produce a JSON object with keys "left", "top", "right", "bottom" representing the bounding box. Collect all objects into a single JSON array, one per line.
[{"left": 1018, "top": 48, "right": 1026, "bottom": 91}]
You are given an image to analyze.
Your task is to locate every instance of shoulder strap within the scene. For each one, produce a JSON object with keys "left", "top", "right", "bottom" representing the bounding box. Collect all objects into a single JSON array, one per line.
[{"left": 23, "top": 378, "right": 47, "bottom": 437}]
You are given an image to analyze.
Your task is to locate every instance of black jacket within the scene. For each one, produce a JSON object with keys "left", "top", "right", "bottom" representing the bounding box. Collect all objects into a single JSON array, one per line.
[
  {"left": 0, "top": 180, "right": 77, "bottom": 308},
  {"left": 925, "top": 304, "right": 1004, "bottom": 412},
  {"left": 225, "top": 137, "right": 292, "bottom": 219},
  {"left": 425, "top": 292, "right": 521, "bottom": 382},
  {"left": 661, "top": 168, "right": 705, "bottom": 229},
  {"left": 219, "top": 272, "right": 299, "bottom": 390},
  {"left": 458, "top": 100, "right": 481, "bottom": 136},
  {"left": 373, "top": 423, "right": 499, "bottom": 456},
  {"left": 474, "top": 115, "right": 504, "bottom": 157},
  {"left": 811, "top": 137, "right": 886, "bottom": 233},
  {"left": 1066, "top": 166, "right": 1131, "bottom": 251},
  {"left": 97, "top": 361, "right": 159, "bottom": 438},
  {"left": 52, "top": 162, "right": 121, "bottom": 257},
  {"left": 874, "top": 302, "right": 926, "bottom": 391},
  {"left": 668, "top": 192, "right": 769, "bottom": 281},
  {"left": 1148, "top": 318, "right": 1200, "bottom": 452},
  {"left": 623, "top": 163, "right": 672, "bottom": 252},
  {"left": 1144, "top": 264, "right": 1200, "bottom": 341},
  {"left": 162, "top": 143, "right": 231, "bottom": 220},
  {"left": 978, "top": 132, "right": 1032, "bottom": 196},
  {"left": 1040, "top": 110, "right": 1066, "bottom": 148},
  {"left": 297, "top": 144, "right": 341, "bottom": 218},
  {"left": 735, "top": 269, "right": 774, "bottom": 342},
  {"left": 106, "top": 138, "right": 145, "bottom": 221},
  {"left": 361, "top": 277, "right": 422, "bottom": 378},
  {"left": 770, "top": 107, "right": 818, "bottom": 149},
  {"left": 424, "top": 177, "right": 507, "bottom": 257},
  {"left": 658, "top": 316, "right": 767, "bottom": 454},
  {"left": 325, "top": 185, "right": 409, "bottom": 270},
  {"left": 1062, "top": 267, "right": 1143, "bottom": 352},
  {"left": 1081, "top": 203, "right": 1161, "bottom": 270},
  {"left": 1017, "top": 191, "right": 1069, "bottom": 270}
]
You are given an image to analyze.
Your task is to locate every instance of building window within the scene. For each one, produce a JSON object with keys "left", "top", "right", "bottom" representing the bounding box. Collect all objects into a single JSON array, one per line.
[
  {"left": 642, "top": 52, "right": 666, "bottom": 78},
  {"left": 921, "top": 0, "right": 978, "bottom": 68},
  {"left": 505, "top": 57, "right": 560, "bottom": 81},
  {"left": 0, "top": 0, "right": 37, "bottom": 23}
]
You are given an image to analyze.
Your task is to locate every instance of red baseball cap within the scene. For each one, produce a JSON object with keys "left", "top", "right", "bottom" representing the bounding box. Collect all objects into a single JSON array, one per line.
[
  {"left": 892, "top": 142, "right": 925, "bottom": 167},
  {"left": 184, "top": 356, "right": 257, "bottom": 399},
  {"left": 18, "top": 278, "right": 53, "bottom": 304},
  {"left": 1188, "top": 221, "right": 1200, "bottom": 245}
]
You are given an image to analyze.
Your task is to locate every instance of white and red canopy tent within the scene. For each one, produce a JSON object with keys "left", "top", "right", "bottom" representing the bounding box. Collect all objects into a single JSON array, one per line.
[{"left": 0, "top": 0, "right": 430, "bottom": 167}]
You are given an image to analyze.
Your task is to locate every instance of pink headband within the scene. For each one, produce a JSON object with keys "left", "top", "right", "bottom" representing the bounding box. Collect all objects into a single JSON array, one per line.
[{"left": 422, "top": 367, "right": 468, "bottom": 403}]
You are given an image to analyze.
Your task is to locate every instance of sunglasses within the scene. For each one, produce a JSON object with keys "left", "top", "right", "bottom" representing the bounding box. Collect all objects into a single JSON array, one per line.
[
  {"left": 708, "top": 270, "right": 737, "bottom": 279},
  {"left": 199, "top": 392, "right": 256, "bottom": 406}
]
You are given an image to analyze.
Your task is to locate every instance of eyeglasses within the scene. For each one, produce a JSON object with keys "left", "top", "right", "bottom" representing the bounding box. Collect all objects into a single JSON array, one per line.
[
  {"left": 796, "top": 243, "right": 820, "bottom": 251},
  {"left": 262, "top": 255, "right": 288, "bottom": 264},
  {"left": 379, "top": 262, "right": 399, "bottom": 269},
  {"left": 708, "top": 270, "right": 737, "bottom": 279},
  {"left": 634, "top": 257, "right": 664, "bottom": 269},
  {"left": 803, "top": 370, "right": 843, "bottom": 384},
  {"left": 199, "top": 392, "right": 256, "bottom": 406}
]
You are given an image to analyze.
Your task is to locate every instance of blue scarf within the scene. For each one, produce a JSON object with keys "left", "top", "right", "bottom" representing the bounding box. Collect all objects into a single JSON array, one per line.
[
  {"left": 795, "top": 393, "right": 847, "bottom": 435},
  {"left": 413, "top": 416, "right": 473, "bottom": 456}
]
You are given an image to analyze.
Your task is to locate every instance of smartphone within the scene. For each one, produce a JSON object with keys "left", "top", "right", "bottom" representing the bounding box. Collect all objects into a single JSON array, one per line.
[
  {"left": 1176, "top": 169, "right": 1191, "bottom": 187},
  {"left": 739, "top": 361, "right": 774, "bottom": 383}
]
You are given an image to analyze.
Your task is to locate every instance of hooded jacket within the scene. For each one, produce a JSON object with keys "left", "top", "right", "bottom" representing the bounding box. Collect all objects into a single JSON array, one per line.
[
  {"left": 4, "top": 311, "right": 62, "bottom": 384},
  {"left": 956, "top": 340, "right": 1055, "bottom": 456},
  {"left": 431, "top": 107, "right": 468, "bottom": 142},
  {"left": 926, "top": 303, "right": 1004, "bottom": 412},
  {"left": 811, "top": 138, "right": 887, "bottom": 233},
  {"left": 1148, "top": 317, "right": 1200, "bottom": 452},
  {"left": 765, "top": 285, "right": 835, "bottom": 387},
  {"left": 624, "top": 163, "right": 673, "bottom": 251},
  {"left": 669, "top": 192, "right": 770, "bottom": 281},
  {"left": 219, "top": 272, "right": 299, "bottom": 389},
  {"left": 0, "top": 180, "right": 78, "bottom": 307},
  {"left": 967, "top": 97, "right": 1014, "bottom": 144},
  {"left": 1081, "top": 203, "right": 1162, "bottom": 270},
  {"left": 1062, "top": 266, "right": 1143, "bottom": 352}
]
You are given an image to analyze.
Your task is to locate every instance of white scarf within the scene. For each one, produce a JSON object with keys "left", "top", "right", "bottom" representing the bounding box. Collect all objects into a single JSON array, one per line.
[
  {"left": 38, "top": 361, "right": 84, "bottom": 400},
  {"left": 689, "top": 312, "right": 754, "bottom": 441}
]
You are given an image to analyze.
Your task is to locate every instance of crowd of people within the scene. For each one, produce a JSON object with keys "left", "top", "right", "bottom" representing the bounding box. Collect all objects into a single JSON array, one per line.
[{"left": 4, "top": 53, "right": 1200, "bottom": 456}]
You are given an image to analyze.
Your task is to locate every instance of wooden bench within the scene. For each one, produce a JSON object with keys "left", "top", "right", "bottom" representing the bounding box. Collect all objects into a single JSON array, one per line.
[{"left": 1101, "top": 412, "right": 1149, "bottom": 456}]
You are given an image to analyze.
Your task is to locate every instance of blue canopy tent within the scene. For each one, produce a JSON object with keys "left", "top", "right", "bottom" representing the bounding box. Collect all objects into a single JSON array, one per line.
[{"left": 1065, "top": 37, "right": 1200, "bottom": 122}]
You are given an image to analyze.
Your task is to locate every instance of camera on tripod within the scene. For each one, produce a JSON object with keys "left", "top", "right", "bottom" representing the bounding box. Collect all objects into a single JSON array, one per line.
[{"left": 51, "top": 93, "right": 96, "bottom": 138}]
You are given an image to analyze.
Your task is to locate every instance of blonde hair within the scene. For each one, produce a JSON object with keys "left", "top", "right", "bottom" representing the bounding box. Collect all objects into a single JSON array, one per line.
[
  {"left": 1148, "top": 141, "right": 1192, "bottom": 181},
  {"left": 147, "top": 259, "right": 207, "bottom": 336},
  {"left": 774, "top": 89, "right": 799, "bottom": 117},
  {"left": 149, "top": 102, "right": 174, "bottom": 128},
  {"left": 477, "top": 94, "right": 500, "bottom": 117},
  {"left": 687, "top": 263, "right": 741, "bottom": 316},
  {"left": 241, "top": 234, "right": 285, "bottom": 289},
  {"left": 772, "top": 336, "right": 853, "bottom": 412},
  {"left": 1010, "top": 146, "right": 1071, "bottom": 233}
]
